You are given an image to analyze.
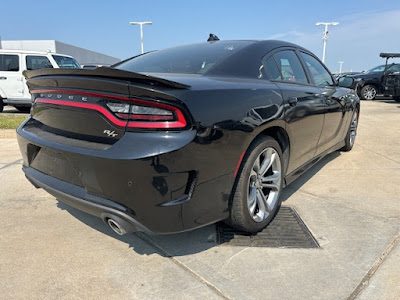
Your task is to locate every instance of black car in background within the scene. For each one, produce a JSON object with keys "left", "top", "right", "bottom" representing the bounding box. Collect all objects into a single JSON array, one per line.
[
  {"left": 345, "top": 55, "right": 400, "bottom": 101},
  {"left": 17, "top": 40, "right": 360, "bottom": 235}
]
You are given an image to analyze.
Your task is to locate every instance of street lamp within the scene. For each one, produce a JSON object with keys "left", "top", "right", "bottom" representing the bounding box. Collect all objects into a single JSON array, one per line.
[
  {"left": 338, "top": 61, "right": 344, "bottom": 74},
  {"left": 129, "top": 21, "right": 152, "bottom": 54},
  {"left": 315, "top": 22, "right": 339, "bottom": 63}
]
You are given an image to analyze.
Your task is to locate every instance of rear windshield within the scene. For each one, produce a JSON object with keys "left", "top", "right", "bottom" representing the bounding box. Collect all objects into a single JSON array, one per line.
[
  {"left": 115, "top": 41, "right": 251, "bottom": 75},
  {"left": 52, "top": 55, "right": 81, "bottom": 69}
]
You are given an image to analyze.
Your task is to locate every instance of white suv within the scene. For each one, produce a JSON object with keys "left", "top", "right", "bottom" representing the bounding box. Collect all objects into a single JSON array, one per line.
[{"left": 0, "top": 50, "right": 80, "bottom": 112}]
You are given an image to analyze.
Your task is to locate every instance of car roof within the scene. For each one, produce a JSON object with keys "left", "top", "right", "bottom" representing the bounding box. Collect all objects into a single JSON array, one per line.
[{"left": 0, "top": 49, "right": 73, "bottom": 57}]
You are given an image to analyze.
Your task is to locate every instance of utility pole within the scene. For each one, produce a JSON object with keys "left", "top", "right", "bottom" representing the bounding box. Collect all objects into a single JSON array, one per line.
[
  {"left": 315, "top": 22, "right": 339, "bottom": 63},
  {"left": 339, "top": 61, "right": 344, "bottom": 74},
  {"left": 129, "top": 21, "right": 152, "bottom": 54}
]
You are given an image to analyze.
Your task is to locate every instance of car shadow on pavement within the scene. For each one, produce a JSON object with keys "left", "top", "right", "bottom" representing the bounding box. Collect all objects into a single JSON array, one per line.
[
  {"left": 56, "top": 201, "right": 217, "bottom": 257},
  {"left": 56, "top": 150, "right": 341, "bottom": 257},
  {"left": 280, "top": 151, "right": 341, "bottom": 202}
]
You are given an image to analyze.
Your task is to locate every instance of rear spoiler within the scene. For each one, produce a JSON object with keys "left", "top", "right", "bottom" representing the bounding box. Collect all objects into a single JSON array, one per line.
[
  {"left": 380, "top": 53, "right": 400, "bottom": 58},
  {"left": 23, "top": 67, "right": 190, "bottom": 90}
]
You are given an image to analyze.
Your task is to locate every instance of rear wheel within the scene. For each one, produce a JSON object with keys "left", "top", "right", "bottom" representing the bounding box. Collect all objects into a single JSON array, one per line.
[
  {"left": 341, "top": 108, "right": 359, "bottom": 151},
  {"left": 394, "top": 96, "right": 400, "bottom": 103},
  {"left": 228, "top": 136, "right": 283, "bottom": 233},
  {"left": 360, "top": 85, "right": 377, "bottom": 100},
  {"left": 0, "top": 99, "right": 3, "bottom": 113}
]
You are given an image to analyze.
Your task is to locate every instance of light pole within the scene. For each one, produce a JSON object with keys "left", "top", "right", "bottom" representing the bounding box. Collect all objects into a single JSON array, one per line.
[
  {"left": 129, "top": 21, "right": 152, "bottom": 54},
  {"left": 315, "top": 22, "right": 339, "bottom": 63},
  {"left": 338, "top": 61, "right": 344, "bottom": 74}
]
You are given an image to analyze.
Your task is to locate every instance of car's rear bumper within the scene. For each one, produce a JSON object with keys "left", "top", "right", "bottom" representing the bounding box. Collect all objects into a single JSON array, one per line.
[
  {"left": 24, "top": 167, "right": 154, "bottom": 234},
  {"left": 17, "top": 117, "right": 238, "bottom": 234}
]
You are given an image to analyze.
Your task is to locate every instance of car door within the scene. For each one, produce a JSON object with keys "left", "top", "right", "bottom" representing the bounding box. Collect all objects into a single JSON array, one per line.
[
  {"left": 298, "top": 51, "right": 346, "bottom": 155},
  {"left": 0, "top": 54, "right": 24, "bottom": 99},
  {"left": 382, "top": 64, "right": 400, "bottom": 97},
  {"left": 263, "top": 49, "right": 325, "bottom": 174}
]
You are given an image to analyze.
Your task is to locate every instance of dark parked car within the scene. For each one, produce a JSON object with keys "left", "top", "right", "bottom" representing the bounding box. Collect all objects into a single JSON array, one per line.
[
  {"left": 345, "top": 55, "right": 400, "bottom": 101},
  {"left": 17, "top": 40, "right": 360, "bottom": 235}
]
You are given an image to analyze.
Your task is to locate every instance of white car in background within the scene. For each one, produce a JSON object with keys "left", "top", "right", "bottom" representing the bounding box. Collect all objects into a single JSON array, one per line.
[{"left": 0, "top": 50, "right": 80, "bottom": 112}]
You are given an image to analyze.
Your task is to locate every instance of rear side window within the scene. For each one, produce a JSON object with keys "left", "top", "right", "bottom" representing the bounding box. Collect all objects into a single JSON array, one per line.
[
  {"left": 300, "top": 52, "right": 334, "bottom": 87},
  {"left": 0, "top": 54, "right": 19, "bottom": 71},
  {"left": 26, "top": 56, "right": 53, "bottom": 70},
  {"left": 263, "top": 56, "right": 282, "bottom": 81},
  {"left": 52, "top": 55, "right": 81, "bottom": 69},
  {"left": 273, "top": 50, "right": 308, "bottom": 84}
]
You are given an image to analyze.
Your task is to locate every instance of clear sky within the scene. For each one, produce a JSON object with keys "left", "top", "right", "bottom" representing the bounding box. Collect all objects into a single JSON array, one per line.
[{"left": 1, "top": 0, "right": 400, "bottom": 72}]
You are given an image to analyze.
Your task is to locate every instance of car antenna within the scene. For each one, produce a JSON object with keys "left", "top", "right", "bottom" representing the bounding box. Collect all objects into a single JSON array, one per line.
[{"left": 207, "top": 33, "right": 220, "bottom": 42}]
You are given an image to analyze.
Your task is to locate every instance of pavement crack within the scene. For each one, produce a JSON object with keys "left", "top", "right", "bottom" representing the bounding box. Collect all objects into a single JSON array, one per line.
[
  {"left": 0, "top": 158, "right": 23, "bottom": 171},
  {"left": 136, "top": 232, "right": 231, "bottom": 300},
  {"left": 347, "top": 232, "right": 400, "bottom": 300},
  {"left": 357, "top": 144, "right": 400, "bottom": 166}
]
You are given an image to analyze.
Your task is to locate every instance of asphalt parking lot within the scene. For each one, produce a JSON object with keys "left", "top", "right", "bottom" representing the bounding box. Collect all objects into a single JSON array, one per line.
[{"left": 0, "top": 100, "right": 399, "bottom": 299}]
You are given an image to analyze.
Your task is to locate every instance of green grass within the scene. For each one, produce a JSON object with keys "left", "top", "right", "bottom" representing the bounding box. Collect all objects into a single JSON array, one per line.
[{"left": 0, "top": 115, "right": 29, "bottom": 129}]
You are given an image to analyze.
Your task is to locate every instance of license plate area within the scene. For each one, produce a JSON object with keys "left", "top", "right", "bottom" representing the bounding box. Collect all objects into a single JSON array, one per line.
[{"left": 29, "top": 146, "right": 83, "bottom": 187}]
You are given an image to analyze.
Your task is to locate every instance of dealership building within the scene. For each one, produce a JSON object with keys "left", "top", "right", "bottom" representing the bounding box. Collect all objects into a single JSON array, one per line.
[{"left": 0, "top": 40, "right": 120, "bottom": 66}]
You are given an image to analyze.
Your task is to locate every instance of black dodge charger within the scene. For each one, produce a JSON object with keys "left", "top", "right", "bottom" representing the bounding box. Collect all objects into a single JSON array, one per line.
[{"left": 17, "top": 40, "right": 360, "bottom": 235}]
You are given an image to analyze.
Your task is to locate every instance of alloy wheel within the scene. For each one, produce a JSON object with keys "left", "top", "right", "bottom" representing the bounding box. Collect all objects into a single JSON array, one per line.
[
  {"left": 247, "top": 147, "right": 281, "bottom": 223},
  {"left": 363, "top": 86, "right": 376, "bottom": 100}
]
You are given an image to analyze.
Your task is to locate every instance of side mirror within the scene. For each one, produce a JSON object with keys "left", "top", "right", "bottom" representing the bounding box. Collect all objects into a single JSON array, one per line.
[{"left": 338, "top": 76, "right": 355, "bottom": 88}]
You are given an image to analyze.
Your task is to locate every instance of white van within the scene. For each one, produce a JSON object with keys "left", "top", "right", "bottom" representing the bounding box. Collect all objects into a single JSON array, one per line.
[{"left": 0, "top": 50, "right": 80, "bottom": 112}]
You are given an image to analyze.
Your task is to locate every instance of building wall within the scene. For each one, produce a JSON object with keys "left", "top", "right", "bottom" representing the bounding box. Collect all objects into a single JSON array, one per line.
[
  {"left": 55, "top": 41, "right": 120, "bottom": 66},
  {"left": 1, "top": 40, "right": 56, "bottom": 52},
  {"left": 0, "top": 40, "right": 120, "bottom": 66}
]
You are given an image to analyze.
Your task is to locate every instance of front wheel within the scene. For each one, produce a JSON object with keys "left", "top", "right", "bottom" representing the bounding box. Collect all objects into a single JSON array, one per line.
[
  {"left": 227, "top": 136, "right": 283, "bottom": 233},
  {"left": 341, "top": 108, "right": 359, "bottom": 151},
  {"left": 360, "top": 85, "right": 377, "bottom": 100},
  {"left": 0, "top": 100, "right": 3, "bottom": 113},
  {"left": 393, "top": 96, "right": 400, "bottom": 103}
]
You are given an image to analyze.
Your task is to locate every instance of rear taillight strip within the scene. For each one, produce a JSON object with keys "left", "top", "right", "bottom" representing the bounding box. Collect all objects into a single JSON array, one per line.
[
  {"left": 32, "top": 90, "right": 187, "bottom": 129},
  {"left": 35, "top": 99, "right": 128, "bottom": 127}
]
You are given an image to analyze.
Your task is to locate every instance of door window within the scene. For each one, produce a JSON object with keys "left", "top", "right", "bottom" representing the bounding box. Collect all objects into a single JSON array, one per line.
[
  {"left": 26, "top": 56, "right": 53, "bottom": 70},
  {"left": 388, "top": 64, "right": 400, "bottom": 73},
  {"left": 300, "top": 52, "right": 334, "bottom": 87},
  {"left": 273, "top": 50, "right": 308, "bottom": 84},
  {"left": 263, "top": 56, "right": 282, "bottom": 81},
  {"left": 0, "top": 54, "right": 19, "bottom": 71}
]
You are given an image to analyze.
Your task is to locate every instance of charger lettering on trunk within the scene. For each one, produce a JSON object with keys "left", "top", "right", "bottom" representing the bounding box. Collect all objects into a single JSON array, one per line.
[{"left": 103, "top": 130, "right": 118, "bottom": 138}]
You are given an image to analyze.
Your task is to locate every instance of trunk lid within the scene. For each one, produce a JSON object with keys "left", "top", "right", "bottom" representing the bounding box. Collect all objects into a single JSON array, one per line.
[{"left": 25, "top": 68, "right": 191, "bottom": 144}]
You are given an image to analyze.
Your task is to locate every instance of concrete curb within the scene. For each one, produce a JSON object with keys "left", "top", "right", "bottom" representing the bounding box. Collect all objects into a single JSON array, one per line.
[{"left": 0, "top": 129, "right": 17, "bottom": 139}]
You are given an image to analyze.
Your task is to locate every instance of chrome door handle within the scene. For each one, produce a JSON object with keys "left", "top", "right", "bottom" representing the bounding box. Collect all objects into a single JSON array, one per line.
[{"left": 0, "top": 77, "right": 7, "bottom": 80}]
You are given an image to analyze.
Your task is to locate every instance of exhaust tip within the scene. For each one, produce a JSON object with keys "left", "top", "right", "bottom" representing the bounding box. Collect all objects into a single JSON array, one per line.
[{"left": 107, "top": 218, "right": 127, "bottom": 235}]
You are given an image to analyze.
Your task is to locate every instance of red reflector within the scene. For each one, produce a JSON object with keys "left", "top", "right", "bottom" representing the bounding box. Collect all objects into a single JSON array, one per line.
[{"left": 234, "top": 151, "right": 246, "bottom": 178}]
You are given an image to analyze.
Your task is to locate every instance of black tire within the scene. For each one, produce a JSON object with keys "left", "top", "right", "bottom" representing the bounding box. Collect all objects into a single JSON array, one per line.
[
  {"left": 394, "top": 96, "right": 400, "bottom": 103},
  {"left": 15, "top": 106, "right": 31, "bottom": 113},
  {"left": 360, "top": 85, "right": 377, "bottom": 100},
  {"left": 0, "top": 99, "right": 3, "bottom": 113},
  {"left": 341, "top": 108, "right": 359, "bottom": 151},
  {"left": 227, "top": 136, "right": 284, "bottom": 233}
]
